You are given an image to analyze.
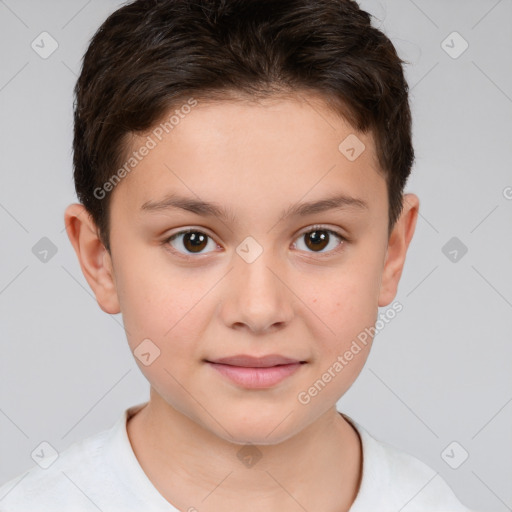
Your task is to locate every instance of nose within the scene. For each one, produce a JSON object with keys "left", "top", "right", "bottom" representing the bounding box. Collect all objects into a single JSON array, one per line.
[{"left": 219, "top": 246, "right": 294, "bottom": 334}]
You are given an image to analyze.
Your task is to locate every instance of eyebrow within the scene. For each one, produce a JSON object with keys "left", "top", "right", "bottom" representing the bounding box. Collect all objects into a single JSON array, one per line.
[{"left": 140, "top": 192, "right": 368, "bottom": 224}]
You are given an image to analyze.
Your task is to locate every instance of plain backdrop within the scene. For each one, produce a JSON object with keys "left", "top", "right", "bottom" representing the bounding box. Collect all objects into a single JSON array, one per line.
[{"left": 0, "top": 1, "right": 511, "bottom": 511}]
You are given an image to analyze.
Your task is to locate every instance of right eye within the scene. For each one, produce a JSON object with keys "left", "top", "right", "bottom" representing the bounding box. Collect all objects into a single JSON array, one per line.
[{"left": 163, "top": 229, "right": 219, "bottom": 257}]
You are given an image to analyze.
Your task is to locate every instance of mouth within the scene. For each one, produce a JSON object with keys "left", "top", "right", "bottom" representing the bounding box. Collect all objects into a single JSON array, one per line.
[{"left": 205, "top": 354, "right": 307, "bottom": 389}]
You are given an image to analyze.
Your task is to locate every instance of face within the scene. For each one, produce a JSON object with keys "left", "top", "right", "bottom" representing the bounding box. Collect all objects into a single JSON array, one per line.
[{"left": 68, "top": 93, "right": 417, "bottom": 445}]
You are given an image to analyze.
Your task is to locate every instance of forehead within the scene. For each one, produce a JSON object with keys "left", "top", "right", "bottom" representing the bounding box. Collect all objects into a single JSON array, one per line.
[{"left": 109, "top": 93, "right": 386, "bottom": 224}]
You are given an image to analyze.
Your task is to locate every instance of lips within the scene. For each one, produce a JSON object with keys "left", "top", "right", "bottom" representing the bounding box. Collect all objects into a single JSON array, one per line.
[
  {"left": 206, "top": 354, "right": 306, "bottom": 389},
  {"left": 208, "top": 354, "right": 304, "bottom": 368}
]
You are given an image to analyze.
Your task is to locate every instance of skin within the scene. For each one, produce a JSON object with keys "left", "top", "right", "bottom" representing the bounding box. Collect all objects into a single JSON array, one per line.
[{"left": 64, "top": 92, "right": 419, "bottom": 512}]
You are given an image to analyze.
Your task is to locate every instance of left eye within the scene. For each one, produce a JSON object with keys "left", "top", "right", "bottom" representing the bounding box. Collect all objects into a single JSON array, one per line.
[{"left": 292, "top": 227, "right": 345, "bottom": 254}]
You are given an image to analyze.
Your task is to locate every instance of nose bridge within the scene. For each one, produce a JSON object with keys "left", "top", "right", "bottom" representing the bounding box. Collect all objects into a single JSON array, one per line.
[{"left": 237, "top": 234, "right": 282, "bottom": 299}]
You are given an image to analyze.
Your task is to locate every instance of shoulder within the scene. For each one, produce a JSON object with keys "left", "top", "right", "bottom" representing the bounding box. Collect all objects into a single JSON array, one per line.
[
  {"left": 0, "top": 402, "right": 180, "bottom": 512},
  {"left": 0, "top": 426, "right": 113, "bottom": 511},
  {"left": 342, "top": 414, "right": 476, "bottom": 512}
]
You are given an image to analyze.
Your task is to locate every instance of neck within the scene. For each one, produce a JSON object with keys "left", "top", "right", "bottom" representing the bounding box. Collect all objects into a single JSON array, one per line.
[{"left": 127, "top": 390, "right": 362, "bottom": 512}]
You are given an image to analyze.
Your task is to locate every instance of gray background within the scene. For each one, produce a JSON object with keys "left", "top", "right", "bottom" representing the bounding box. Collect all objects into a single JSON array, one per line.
[{"left": 0, "top": 1, "right": 511, "bottom": 510}]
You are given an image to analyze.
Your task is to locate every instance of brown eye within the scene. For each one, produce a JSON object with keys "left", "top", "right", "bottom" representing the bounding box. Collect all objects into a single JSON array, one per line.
[
  {"left": 166, "top": 230, "right": 216, "bottom": 255},
  {"left": 304, "top": 230, "right": 329, "bottom": 251},
  {"left": 293, "top": 227, "right": 345, "bottom": 255}
]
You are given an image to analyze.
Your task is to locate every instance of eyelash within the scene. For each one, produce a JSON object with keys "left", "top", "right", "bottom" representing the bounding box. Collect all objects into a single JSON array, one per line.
[{"left": 162, "top": 224, "right": 348, "bottom": 261}]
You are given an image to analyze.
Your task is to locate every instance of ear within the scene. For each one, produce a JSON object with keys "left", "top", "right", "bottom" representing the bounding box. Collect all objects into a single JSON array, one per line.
[
  {"left": 63, "top": 203, "right": 120, "bottom": 314},
  {"left": 378, "top": 193, "right": 420, "bottom": 307}
]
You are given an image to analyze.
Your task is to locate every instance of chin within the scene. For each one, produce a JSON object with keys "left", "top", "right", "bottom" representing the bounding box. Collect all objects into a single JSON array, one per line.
[{"left": 205, "top": 409, "right": 304, "bottom": 446}]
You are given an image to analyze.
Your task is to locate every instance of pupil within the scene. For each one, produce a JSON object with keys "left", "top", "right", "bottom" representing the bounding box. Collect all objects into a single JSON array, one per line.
[
  {"left": 306, "top": 230, "right": 328, "bottom": 251},
  {"left": 185, "top": 232, "right": 207, "bottom": 253}
]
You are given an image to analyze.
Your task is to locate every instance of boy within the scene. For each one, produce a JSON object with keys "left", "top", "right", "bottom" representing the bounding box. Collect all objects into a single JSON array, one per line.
[{"left": 0, "top": 0, "right": 476, "bottom": 510}]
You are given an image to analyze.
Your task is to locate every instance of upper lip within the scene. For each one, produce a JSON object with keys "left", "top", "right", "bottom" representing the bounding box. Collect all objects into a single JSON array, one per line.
[{"left": 207, "top": 354, "right": 305, "bottom": 368}]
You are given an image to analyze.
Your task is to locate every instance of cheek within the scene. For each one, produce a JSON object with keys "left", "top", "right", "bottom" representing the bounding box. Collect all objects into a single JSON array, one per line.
[
  {"left": 299, "top": 277, "right": 377, "bottom": 406},
  {"left": 302, "top": 254, "right": 383, "bottom": 357},
  {"left": 113, "top": 245, "right": 213, "bottom": 347},
  {"left": 119, "top": 273, "right": 207, "bottom": 403}
]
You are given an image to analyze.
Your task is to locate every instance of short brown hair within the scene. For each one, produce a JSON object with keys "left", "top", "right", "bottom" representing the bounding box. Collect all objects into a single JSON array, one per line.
[{"left": 72, "top": 0, "right": 414, "bottom": 253}]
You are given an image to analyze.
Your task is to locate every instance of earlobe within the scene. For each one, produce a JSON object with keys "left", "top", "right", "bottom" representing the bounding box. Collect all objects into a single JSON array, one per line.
[
  {"left": 63, "top": 203, "right": 121, "bottom": 314},
  {"left": 378, "top": 193, "right": 420, "bottom": 307}
]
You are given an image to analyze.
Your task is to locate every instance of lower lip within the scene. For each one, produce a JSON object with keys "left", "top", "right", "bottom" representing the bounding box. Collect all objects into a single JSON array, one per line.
[{"left": 207, "top": 362, "right": 303, "bottom": 389}]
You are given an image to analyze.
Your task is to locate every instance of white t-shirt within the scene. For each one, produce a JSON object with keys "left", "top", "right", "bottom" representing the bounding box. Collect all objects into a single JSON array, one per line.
[{"left": 0, "top": 402, "right": 474, "bottom": 511}]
